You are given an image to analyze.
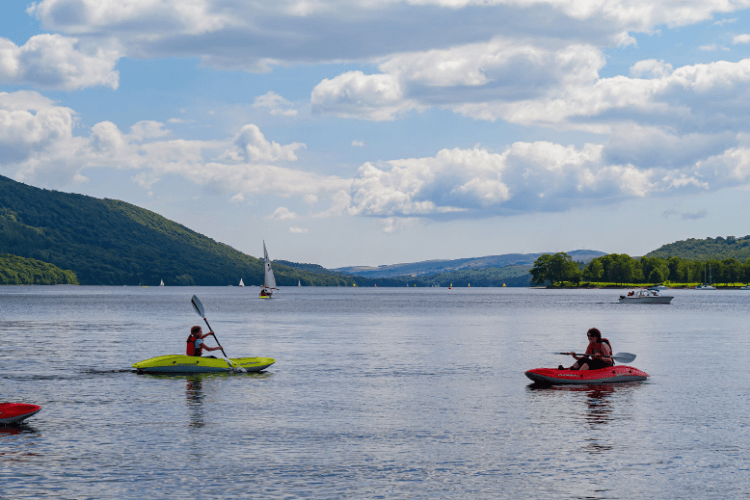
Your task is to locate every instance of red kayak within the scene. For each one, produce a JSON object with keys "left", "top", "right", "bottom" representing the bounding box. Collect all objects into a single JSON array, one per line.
[
  {"left": 0, "top": 403, "right": 42, "bottom": 425},
  {"left": 525, "top": 365, "right": 649, "bottom": 385}
]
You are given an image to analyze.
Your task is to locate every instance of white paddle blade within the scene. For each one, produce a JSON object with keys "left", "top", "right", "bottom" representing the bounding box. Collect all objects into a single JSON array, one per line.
[
  {"left": 191, "top": 295, "right": 205, "bottom": 317},
  {"left": 613, "top": 352, "right": 636, "bottom": 363}
]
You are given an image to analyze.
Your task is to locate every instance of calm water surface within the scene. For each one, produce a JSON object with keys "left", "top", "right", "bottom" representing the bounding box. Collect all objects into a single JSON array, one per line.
[{"left": 1, "top": 286, "right": 749, "bottom": 499}]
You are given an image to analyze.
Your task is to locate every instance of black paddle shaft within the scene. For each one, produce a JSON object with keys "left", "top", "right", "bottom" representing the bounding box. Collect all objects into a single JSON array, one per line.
[{"left": 200, "top": 316, "right": 227, "bottom": 358}]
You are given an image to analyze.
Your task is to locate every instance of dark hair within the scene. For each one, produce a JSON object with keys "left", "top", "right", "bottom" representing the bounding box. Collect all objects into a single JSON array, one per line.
[
  {"left": 587, "top": 328, "right": 602, "bottom": 340},
  {"left": 191, "top": 325, "right": 201, "bottom": 335}
]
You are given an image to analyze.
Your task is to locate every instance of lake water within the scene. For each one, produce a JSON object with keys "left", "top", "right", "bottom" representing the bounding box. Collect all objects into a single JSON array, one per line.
[{"left": 1, "top": 286, "right": 749, "bottom": 499}]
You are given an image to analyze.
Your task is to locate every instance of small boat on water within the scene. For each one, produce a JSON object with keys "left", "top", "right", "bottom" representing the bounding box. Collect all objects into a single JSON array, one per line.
[
  {"left": 0, "top": 403, "right": 42, "bottom": 425},
  {"left": 695, "top": 284, "right": 716, "bottom": 290},
  {"left": 133, "top": 355, "right": 275, "bottom": 374},
  {"left": 239, "top": 278, "right": 244, "bottom": 287},
  {"left": 649, "top": 284, "right": 669, "bottom": 290},
  {"left": 619, "top": 288, "right": 673, "bottom": 304},
  {"left": 260, "top": 241, "right": 278, "bottom": 299},
  {"left": 525, "top": 366, "right": 649, "bottom": 385},
  {"left": 740, "top": 285, "right": 750, "bottom": 290},
  {"left": 160, "top": 279, "right": 164, "bottom": 286}
]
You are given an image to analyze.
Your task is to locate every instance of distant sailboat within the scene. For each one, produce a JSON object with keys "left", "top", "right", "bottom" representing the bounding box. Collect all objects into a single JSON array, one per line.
[
  {"left": 239, "top": 278, "right": 245, "bottom": 287},
  {"left": 260, "top": 241, "right": 278, "bottom": 298},
  {"left": 160, "top": 279, "right": 164, "bottom": 286},
  {"left": 298, "top": 279, "right": 301, "bottom": 287}
]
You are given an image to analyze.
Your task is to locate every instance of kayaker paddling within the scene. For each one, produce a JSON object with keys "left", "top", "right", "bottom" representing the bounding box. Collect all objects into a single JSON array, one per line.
[
  {"left": 560, "top": 328, "right": 614, "bottom": 371},
  {"left": 186, "top": 326, "right": 223, "bottom": 357}
]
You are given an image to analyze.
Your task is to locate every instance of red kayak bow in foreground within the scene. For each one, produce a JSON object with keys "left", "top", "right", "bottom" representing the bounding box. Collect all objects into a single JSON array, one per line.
[
  {"left": 525, "top": 366, "right": 649, "bottom": 385},
  {"left": 0, "top": 403, "right": 42, "bottom": 425}
]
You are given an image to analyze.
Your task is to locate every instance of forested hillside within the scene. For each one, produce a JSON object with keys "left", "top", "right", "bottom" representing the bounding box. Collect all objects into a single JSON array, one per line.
[
  {"left": 646, "top": 236, "right": 750, "bottom": 261},
  {"left": 0, "top": 175, "right": 354, "bottom": 286},
  {"left": 0, "top": 253, "right": 78, "bottom": 285}
]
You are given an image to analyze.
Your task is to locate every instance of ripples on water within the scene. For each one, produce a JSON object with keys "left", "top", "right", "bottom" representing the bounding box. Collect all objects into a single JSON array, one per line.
[{"left": 2, "top": 286, "right": 750, "bottom": 499}]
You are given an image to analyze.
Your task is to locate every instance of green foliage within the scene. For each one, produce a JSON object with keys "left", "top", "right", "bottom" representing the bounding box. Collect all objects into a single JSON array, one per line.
[
  {"left": 414, "top": 265, "right": 532, "bottom": 287},
  {"left": 0, "top": 253, "right": 78, "bottom": 285},
  {"left": 583, "top": 253, "right": 750, "bottom": 285},
  {"left": 647, "top": 236, "right": 750, "bottom": 261},
  {"left": 0, "top": 175, "right": 355, "bottom": 286},
  {"left": 530, "top": 253, "right": 581, "bottom": 285}
]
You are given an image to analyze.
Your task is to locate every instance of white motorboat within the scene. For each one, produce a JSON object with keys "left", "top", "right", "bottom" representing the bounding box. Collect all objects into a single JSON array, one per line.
[
  {"left": 619, "top": 288, "right": 673, "bottom": 304},
  {"left": 695, "top": 284, "right": 716, "bottom": 290},
  {"left": 649, "top": 284, "right": 669, "bottom": 290},
  {"left": 740, "top": 285, "right": 750, "bottom": 290}
]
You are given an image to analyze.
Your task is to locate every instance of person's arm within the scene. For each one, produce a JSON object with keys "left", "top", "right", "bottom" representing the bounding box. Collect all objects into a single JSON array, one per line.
[{"left": 204, "top": 345, "right": 222, "bottom": 352}]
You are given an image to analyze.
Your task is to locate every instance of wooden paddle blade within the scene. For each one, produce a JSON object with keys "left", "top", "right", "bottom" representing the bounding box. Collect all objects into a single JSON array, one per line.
[
  {"left": 191, "top": 295, "right": 205, "bottom": 317},
  {"left": 612, "top": 352, "right": 636, "bottom": 363}
]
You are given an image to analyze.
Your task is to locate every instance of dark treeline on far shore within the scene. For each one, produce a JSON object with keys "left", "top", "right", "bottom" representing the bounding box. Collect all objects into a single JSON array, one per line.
[{"left": 530, "top": 252, "right": 750, "bottom": 287}]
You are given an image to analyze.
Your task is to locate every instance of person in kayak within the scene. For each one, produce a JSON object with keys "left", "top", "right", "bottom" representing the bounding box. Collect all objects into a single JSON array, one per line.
[
  {"left": 186, "top": 326, "right": 223, "bottom": 357},
  {"left": 560, "top": 328, "right": 614, "bottom": 371}
]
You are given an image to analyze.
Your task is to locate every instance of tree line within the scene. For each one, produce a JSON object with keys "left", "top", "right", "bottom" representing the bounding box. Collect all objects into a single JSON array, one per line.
[
  {"left": 0, "top": 253, "right": 78, "bottom": 285},
  {"left": 530, "top": 252, "right": 750, "bottom": 286}
]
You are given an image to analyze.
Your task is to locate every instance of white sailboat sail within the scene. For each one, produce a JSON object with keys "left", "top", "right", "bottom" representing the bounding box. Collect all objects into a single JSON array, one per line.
[
  {"left": 160, "top": 279, "right": 164, "bottom": 286},
  {"left": 263, "top": 240, "right": 277, "bottom": 290},
  {"left": 298, "top": 279, "right": 301, "bottom": 286},
  {"left": 239, "top": 278, "right": 244, "bottom": 287}
]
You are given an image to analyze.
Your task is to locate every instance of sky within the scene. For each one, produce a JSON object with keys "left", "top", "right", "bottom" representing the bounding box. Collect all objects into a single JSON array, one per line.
[{"left": 2, "top": 0, "right": 750, "bottom": 268}]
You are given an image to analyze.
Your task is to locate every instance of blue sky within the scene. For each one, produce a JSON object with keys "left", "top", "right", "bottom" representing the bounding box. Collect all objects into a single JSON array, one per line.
[{"left": 2, "top": 0, "right": 750, "bottom": 268}]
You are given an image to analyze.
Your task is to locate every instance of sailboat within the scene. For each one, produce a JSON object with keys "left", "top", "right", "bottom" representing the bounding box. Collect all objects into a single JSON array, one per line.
[
  {"left": 298, "top": 279, "right": 301, "bottom": 287},
  {"left": 160, "top": 279, "right": 164, "bottom": 286},
  {"left": 260, "top": 240, "right": 278, "bottom": 298},
  {"left": 239, "top": 278, "right": 245, "bottom": 287}
]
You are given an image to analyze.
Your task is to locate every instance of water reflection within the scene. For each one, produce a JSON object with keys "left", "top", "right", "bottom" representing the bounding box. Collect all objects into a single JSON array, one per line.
[
  {"left": 185, "top": 376, "right": 206, "bottom": 428},
  {"left": 527, "top": 383, "right": 641, "bottom": 455}
]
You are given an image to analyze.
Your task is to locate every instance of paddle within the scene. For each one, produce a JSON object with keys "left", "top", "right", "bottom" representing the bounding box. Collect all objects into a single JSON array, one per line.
[
  {"left": 190, "top": 295, "right": 246, "bottom": 373},
  {"left": 555, "top": 352, "right": 636, "bottom": 364}
]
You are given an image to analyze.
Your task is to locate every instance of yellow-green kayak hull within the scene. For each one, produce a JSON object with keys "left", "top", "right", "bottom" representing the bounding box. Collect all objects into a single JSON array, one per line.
[{"left": 132, "top": 355, "right": 275, "bottom": 374}]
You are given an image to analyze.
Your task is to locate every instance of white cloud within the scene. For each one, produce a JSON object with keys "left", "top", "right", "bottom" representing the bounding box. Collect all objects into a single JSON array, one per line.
[
  {"left": 289, "top": 226, "right": 308, "bottom": 233},
  {"left": 733, "top": 34, "right": 750, "bottom": 44},
  {"left": 222, "top": 124, "right": 305, "bottom": 162},
  {"left": 697, "top": 44, "right": 729, "bottom": 51},
  {"left": 0, "top": 34, "right": 120, "bottom": 90},
  {"left": 312, "top": 71, "right": 422, "bottom": 121},
  {"left": 351, "top": 140, "right": 365, "bottom": 147},
  {"left": 267, "top": 207, "right": 300, "bottom": 220},
  {"left": 630, "top": 59, "right": 673, "bottom": 79},
  {"left": 252, "top": 91, "right": 298, "bottom": 117}
]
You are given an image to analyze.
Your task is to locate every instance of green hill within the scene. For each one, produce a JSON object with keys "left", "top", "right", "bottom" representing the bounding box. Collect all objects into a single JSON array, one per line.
[
  {"left": 0, "top": 253, "right": 78, "bottom": 285},
  {"left": 646, "top": 236, "right": 750, "bottom": 261},
  {"left": 0, "top": 175, "right": 354, "bottom": 286}
]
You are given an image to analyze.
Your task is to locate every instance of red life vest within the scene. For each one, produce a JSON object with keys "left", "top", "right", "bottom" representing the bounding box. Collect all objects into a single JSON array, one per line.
[
  {"left": 586, "top": 338, "right": 613, "bottom": 365},
  {"left": 186, "top": 335, "right": 202, "bottom": 356}
]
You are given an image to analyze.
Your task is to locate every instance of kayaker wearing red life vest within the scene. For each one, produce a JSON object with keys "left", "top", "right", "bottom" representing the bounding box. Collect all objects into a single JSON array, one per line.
[
  {"left": 562, "top": 328, "right": 614, "bottom": 371},
  {"left": 186, "top": 326, "right": 223, "bottom": 357}
]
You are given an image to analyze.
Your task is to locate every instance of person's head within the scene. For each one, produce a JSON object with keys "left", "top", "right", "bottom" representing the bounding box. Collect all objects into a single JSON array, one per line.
[
  {"left": 191, "top": 325, "right": 202, "bottom": 336},
  {"left": 587, "top": 328, "right": 602, "bottom": 342}
]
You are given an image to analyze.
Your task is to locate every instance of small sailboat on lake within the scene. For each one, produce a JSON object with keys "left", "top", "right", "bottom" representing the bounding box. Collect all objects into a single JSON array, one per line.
[
  {"left": 160, "top": 279, "right": 164, "bottom": 286},
  {"left": 260, "top": 241, "right": 278, "bottom": 299},
  {"left": 239, "top": 278, "right": 244, "bottom": 287}
]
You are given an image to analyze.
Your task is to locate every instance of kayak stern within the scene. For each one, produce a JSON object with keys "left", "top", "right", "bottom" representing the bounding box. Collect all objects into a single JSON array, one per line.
[{"left": 0, "top": 403, "right": 42, "bottom": 425}]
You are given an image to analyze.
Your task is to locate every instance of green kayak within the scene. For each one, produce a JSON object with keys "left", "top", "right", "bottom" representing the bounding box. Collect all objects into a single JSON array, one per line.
[{"left": 133, "top": 354, "right": 275, "bottom": 374}]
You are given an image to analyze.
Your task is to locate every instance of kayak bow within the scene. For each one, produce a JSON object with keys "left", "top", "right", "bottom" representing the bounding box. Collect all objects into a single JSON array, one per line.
[
  {"left": 525, "top": 365, "right": 649, "bottom": 385},
  {"left": 133, "top": 354, "right": 275, "bottom": 374},
  {"left": 0, "top": 403, "right": 42, "bottom": 425}
]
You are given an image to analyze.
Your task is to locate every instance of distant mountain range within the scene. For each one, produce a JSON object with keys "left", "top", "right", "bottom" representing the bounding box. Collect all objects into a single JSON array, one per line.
[{"left": 333, "top": 250, "right": 606, "bottom": 279}]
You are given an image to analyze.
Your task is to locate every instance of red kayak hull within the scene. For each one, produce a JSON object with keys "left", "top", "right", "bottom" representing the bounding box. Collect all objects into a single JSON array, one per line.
[
  {"left": 525, "top": 365, "right": 649, "bottom": 385},
  {"left": 0, "top": 403, "right": 42, "bottom": 425}
]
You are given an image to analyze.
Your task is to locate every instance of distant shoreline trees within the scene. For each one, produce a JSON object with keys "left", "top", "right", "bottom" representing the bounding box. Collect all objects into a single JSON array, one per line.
[{"left": 531, "top": 252, "right": 750, "bottom": 286}]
